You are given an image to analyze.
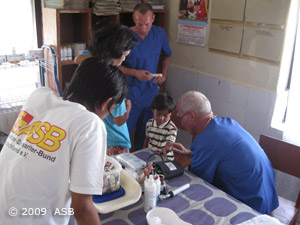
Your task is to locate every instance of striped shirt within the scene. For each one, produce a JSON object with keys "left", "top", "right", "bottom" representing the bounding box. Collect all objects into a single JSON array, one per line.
[{"left": 145, "top": 118, "right": 178, "bottom": 150}]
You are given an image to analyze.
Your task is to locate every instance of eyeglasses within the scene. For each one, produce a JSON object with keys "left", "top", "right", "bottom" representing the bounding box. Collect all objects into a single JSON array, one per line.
[{"left": 177, "top": 111, "right": 189, "bottom": 124}]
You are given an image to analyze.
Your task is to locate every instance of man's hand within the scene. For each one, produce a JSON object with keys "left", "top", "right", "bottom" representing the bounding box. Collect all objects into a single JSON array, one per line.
[
  {"left": 157, "top": 142, "right": 192, "bottom": 157},
  {"left": 134, "top": 70, "right": 153, "bottom": 81},
  {"left": 153, "top": 75, "right": 166, "bottom": 85}
]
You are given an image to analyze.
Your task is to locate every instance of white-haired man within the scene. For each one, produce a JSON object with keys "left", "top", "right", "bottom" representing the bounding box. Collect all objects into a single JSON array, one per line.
[{"left": 159, "top": 91, "right": 279, "bottom": 214}]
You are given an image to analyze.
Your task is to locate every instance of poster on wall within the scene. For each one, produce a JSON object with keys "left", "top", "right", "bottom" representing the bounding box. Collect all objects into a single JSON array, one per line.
[{"left": 177, "top": 0, "right": 208, "bottom": 46}]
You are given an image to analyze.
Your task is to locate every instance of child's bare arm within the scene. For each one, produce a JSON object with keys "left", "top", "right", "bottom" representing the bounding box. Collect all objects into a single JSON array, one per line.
[
  {"left": 114, "top": 99, "right": 132, "bottom": 126},
  {"left": 74, "top": 54, "right": 91, "bottom": 64}
]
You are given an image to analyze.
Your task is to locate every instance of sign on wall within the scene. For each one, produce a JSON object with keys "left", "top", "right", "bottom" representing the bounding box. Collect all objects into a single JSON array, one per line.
[{"left": 177, "top": 0, "right": 208, "bottom": 46}]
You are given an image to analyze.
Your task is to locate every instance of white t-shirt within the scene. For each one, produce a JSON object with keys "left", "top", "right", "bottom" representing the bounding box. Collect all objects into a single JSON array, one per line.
[{"left": 0, "top": 87, "right": 107, "bottom": 225}]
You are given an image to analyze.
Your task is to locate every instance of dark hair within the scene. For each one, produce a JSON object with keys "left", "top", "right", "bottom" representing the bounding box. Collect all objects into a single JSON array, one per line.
[
  {"left": 151, "top": 94, "right": 176, "bottom": 113},
  {"left": 88, "top": 20, "right": 138, "bottom": 60},
  {"left": 133, "top": 3, "right": 153, "bottom": 14},
  {"left": 63, "top": 57, "right": 127, "bottom": 113}
]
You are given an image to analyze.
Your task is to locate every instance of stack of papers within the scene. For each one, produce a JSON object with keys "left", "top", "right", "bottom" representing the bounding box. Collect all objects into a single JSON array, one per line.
[
  {"left": 44, "top": 0, "right": 71, "bottom": 9},
  {"left": 44, "top": 0, "right": 88, "bottom": 9},
  {"left": 71, "top": 0, "right": 89, "bottom": 9},
  {"left": 119, "top": 0, "right": 141, "bottom": 11},
  {"left": 92, "top": 0, "right": 121, "bottom": 15},
  {"left": 143, "top": 0, "right": 165, "bottom": 10}
]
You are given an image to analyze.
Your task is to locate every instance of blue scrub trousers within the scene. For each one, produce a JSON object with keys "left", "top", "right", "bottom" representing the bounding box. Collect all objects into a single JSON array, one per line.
[{"left": 127, "top": 105, "right": 153, "bottom": 151}]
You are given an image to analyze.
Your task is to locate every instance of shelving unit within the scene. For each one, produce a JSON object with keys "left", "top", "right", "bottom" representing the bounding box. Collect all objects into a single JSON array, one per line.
[
  {"left": 92, "top": 9, "right": 166, "bottom": 29},
  {"left": 42, "top": 8, "right": 92, "bottom": 93},
  {"left": 42, "top": 7, "right": 167, "bottom": 93}
]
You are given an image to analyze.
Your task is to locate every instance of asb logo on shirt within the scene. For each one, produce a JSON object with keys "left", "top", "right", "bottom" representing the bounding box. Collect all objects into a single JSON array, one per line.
[{"left": 11, "top": 110, "right": 66, "bottom": 152}]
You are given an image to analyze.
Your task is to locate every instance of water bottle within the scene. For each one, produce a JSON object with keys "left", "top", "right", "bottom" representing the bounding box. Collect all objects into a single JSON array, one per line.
[
  {"left": 61, "top": 46, "right": 65, "bottom": 61},
  {"left": 63, "top": 47, "right": 68, "bottom": 61},
  {"left": 144, "top": 175, "right": 157, "bottom": 212},
  {"left": 67, "top": 45, "right": 72, "bottom": 60},
  {"left": 154, "top": 174, "right": 161, "bottom": 202}
]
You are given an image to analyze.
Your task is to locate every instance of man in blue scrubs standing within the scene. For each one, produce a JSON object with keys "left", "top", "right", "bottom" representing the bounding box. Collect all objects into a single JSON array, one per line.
[
  {"left": 158, "top": 91, "right": 279, "bottom": 214},
  {"left": 119, "top": 3, "right": 172, "bottom": 151}
]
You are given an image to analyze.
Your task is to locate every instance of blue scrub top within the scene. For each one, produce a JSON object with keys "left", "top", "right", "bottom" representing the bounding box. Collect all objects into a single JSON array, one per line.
[
  {"left": 123, "top": 25, "right": 172, "bottom": 107},
  {"left": 190, "top": 117, "right": 279, "bottom": 214}
]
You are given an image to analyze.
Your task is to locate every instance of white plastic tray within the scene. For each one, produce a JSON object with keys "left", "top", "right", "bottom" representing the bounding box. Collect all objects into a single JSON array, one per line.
[{"left": 93, "top": 169, "right": 142, "bottom": 214}]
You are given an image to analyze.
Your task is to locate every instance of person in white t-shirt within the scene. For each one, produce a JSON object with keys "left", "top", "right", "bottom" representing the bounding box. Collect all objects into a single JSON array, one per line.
[{"left": 0, "top": 58, "right": 128, "bottom": 225}]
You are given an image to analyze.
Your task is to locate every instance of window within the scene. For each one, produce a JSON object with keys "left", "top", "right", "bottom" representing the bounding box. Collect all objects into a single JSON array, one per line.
[
  {"left": 0, "top": 0, "right": 37, "bottom": 54},
  {"left": 272, "top": 0, "right": 300, "bottom": 145},
  {"left": 0, "top": 0, "right": 39, "bottom": 113}
]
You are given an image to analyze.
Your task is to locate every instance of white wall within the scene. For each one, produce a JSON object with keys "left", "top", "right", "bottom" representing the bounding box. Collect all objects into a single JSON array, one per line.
[
  {"left": 165, "top": 65, "right": 282, "bottom": 146},
  {"left": 164, "top": 0, "right": 281, "bottom": 92},
  {"left": 163, "top": 2, "right": 299, "bottom": 223}
]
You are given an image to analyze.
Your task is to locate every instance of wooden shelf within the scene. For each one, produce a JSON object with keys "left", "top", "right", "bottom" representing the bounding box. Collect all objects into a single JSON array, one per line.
[
  {"left": 42, "top": 7, "right": 92, "bottom": 93},
  {"left": 93, "top": 9, "right": 167, "bottom": 30},
  {"left": 61, "top": 60, "right": 76, "bottom": 66},
  {"left": 42, "top": 8, "right": 167, "bottom": 93}
]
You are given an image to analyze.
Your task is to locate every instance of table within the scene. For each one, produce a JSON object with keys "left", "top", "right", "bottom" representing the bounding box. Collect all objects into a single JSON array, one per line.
[{"left": 98, "top": 149, "right": 260, "bottom": 225}]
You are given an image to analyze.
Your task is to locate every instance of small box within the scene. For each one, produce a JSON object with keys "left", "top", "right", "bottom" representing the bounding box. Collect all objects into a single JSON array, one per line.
[
  {"left": 28, "top": 49, "right": 43, "bottom": 61},
  {"left": 72, "top": 43, "right": 86, "bottom": 57},
  {"left": 115, "top": 153, "right": 146, "bottom": 172},
  {"left": 0, "top": 55, "right": 6, "bottom": 64},
  {"left": 102, "top": 156, "right": 122, "bottom": 194},
  {"left": 6, "top": 54, "right": 25, "bottom": 63},
  {"left": 6, "top": 55, "right": 17, "bottom": 62}
]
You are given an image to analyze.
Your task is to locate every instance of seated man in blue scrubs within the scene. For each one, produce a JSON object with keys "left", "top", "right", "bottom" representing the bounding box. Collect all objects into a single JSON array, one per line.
[
  {"left": 158, "top": 91, "right": 279, "bottom": 214},
  {"left": 119, "top": 3, "right": 172, "bottom": 151}
]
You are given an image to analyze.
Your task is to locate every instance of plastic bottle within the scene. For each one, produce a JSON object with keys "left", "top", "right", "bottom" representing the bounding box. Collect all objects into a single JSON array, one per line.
[
  {"left": 12, "top": 47, "right": 16, "bottom": 55},
  {"left": 67, "top": 45, "right": 72, "bottom": 60},
  {"left": 63, "top": 46, "right": 68, "bottom": 61},
  {"left": 144, "top": 175, "right": 157, "bottom": 212},
  {"left": 154, "top": 174, "right": 161, "bottom": 202},
  {"left": 160, "top": 175, "right": 167, "bottom": 195},
  {"left": 61, "top": 46, "right": 65, "bottom": 61}
]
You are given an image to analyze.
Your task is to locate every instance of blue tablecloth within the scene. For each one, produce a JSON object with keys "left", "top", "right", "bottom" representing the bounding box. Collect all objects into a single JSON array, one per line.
[{"left": 99, "top": 149, "right": 260, "bottom": 225}]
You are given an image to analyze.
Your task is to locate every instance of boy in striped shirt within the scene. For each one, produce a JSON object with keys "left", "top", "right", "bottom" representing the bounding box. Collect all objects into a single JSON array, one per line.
[{"left": 144, "top": 94, "right": 178, "bottom": 160}]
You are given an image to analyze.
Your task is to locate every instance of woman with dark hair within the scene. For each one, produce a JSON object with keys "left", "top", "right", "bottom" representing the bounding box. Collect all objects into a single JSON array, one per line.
[
  {"left": 75, "top": 20, "right": 139, "bottom": 156},
  {"left": 64, "top": 57, "right": 127, "bottom": 113},
  {"left": 89, "top": 19, "right": 138, "bottom": 63},
  {"left": 0, "top": 58, "right": 127, "bottom": 225},
  {"left": 75, "top": 19, "right": 138, "bottom": 66}
]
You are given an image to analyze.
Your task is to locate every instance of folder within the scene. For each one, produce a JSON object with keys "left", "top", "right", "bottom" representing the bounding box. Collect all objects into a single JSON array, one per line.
[{"left": 241, "top": 26, "right": 285, "bottom": 62}]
